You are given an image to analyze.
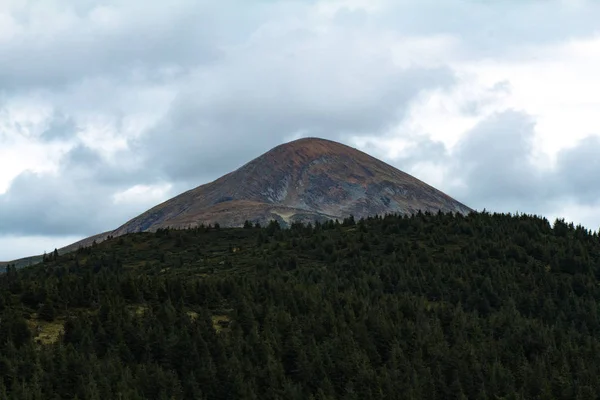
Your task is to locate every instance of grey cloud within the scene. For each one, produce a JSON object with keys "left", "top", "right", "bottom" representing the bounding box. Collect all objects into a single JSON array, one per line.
[
  {"left": 402, "top": 139, "right": 449, "bottom": 166},
  {"left": 63, "top": 145, "right": 104, "bottom": 169},
  {"left": 0, "top": 144, "right": 168, "bottom": 236},
  {"left": 451, "top": 110, "right": 546, "bottom": 207},
  {"left": 6, "top": 0, "right": 592, "bottom": 94},
  {"left": 61, "top": 144, "right": 170, "bottom": 188},
  {"left": 0, "top": 1, "right": 227, "bottom": 90},
  {"left": 0, "top": 170, "right": 112, "bottom": 236},
  {"left": 385, "top": 138, "right": 450, "bottom": 172},
  {"left": 0, "top": 0, "right": 332, "bottom": 92},
  {"left": 40, "top": 112, "right": 78, "bottom": 141},
  {"left": 555, "top": 136, "right": 600, "bottom": 204},
  {"left": 444, "top": 111, "right": 600, "bottom": 215},
  {"left": 140, "top": 36, "right": 456, "bottom": 182},
  {"left": 460, "top": 81, "right": 511, "bottom": 116},
  {"left": 377, "top": 0, "right": 600, "bottom": 58}
]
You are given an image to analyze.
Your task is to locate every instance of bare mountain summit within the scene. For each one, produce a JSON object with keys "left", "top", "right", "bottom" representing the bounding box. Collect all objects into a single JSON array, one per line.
[
  {"left": 113, "top": 137, "right": 471, "bottom": 234},
  {"left": 1, "top": 137, "right": 472, "bottom": 267}
]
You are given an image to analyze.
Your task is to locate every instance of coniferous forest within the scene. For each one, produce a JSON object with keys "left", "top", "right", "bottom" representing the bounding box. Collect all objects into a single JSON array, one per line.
[{"left": 2, "top": 211, "right": 600, "bottom": 399}]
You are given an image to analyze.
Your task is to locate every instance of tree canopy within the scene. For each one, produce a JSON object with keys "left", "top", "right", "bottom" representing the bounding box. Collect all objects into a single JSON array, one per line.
[{"left": 1, "top": 211, "right": 600, "bottom": 399}]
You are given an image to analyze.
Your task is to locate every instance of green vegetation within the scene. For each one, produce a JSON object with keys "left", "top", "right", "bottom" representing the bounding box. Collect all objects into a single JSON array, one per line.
[{"left": 2, "top": 212, "right": 600, "bottom": 399}]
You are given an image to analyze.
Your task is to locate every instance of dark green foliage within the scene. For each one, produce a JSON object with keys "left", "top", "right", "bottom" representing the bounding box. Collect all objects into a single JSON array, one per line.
[
  {"left": 38, "top": 301, "right": 56, "bottom": 322},
  {"left": 2, "top": 211, "right": 600, "bottom": 399}
]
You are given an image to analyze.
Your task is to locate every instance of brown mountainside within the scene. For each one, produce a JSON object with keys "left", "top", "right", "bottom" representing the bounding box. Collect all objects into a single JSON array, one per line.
[
  {"left": 3, "top": 137, "right": 472, "bottom": 266},
  {"left": 113, "top": 137, "right": 472, "bottom": 234}
]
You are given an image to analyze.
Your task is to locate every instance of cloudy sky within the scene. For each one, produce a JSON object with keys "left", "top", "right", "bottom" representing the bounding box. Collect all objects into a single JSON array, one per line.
[{"left": 1, "top": 0, "right": 600, "bottom": 260}]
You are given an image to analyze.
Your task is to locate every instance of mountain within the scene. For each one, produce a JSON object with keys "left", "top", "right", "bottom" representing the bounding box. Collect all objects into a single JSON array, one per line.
[
  {"left": 112, "top": 137, "right": 471, "bottom": 235},
  {"left": 2, "top": 137, "right": 471, "bottom": 267}
]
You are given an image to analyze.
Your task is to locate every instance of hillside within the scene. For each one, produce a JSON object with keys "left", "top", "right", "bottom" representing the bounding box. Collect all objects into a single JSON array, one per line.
[
  {"left": 2, "top": 212, "right": 600, "bottom": 399},
  {"left": 2, "top": 138, "right": 471, "bottom": 267},
  {"left": 0, "top": 232, "right": 112, "bottom": 270},
  {"left": 112, "top": 137, "right": 471, "bottom": 235}
]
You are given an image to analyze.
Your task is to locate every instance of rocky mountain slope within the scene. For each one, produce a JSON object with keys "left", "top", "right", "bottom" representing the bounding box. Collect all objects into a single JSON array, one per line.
[
  {"left": 2, "top": 137, "right": 472, "bottom": 267},
  {"left": 112, "top": 137, "right": 471, "bottom": 234}
]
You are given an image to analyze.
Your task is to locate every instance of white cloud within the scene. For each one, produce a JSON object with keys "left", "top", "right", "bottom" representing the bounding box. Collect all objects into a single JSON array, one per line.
[
  {"left": 0, "top": 97, "right": 73, "bottom": 192},
  {"left": 548, "top": 201, "right": 600, "bottom": 232},
  {"left": 454, "top": 35, "right": 600, "bottom": 158},
  {"left": 390, "top": 35, "right": 462, "bottom": 69},
  {"left": 112, "top": 183, "right": 173, "bottom": 206},
  {"left": 372, "top": 34, "right": 600, "bottom": 192}
]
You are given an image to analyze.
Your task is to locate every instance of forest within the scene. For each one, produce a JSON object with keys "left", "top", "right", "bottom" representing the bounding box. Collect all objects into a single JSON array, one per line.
[{"left": 2, "top": 211, "right": 600, "bottom": 399}]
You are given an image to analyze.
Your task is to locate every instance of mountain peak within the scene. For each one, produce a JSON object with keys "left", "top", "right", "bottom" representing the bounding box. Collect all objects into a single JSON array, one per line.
[
  {"left": 246, "top": 137, "right": 363, "bottom": 170},
  {"left": 112, "top": 138, "right": 471, "bottom": 234},
  {"left": 270, "top": 136, "right": 373, "bottom": 157},
  {"left": 272, "top": 136, "right": 353, "bottom": 153}
]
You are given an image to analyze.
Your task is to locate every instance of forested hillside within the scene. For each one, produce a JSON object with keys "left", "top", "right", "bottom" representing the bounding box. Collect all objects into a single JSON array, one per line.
[{"left": 2, "top": 212, "right": 600, "bottom": 399}]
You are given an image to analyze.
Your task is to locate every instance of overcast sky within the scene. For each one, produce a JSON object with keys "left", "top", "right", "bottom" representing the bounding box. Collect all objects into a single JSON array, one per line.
[{"left": 1, "top": 0, "right": 600, "bottom": 260}]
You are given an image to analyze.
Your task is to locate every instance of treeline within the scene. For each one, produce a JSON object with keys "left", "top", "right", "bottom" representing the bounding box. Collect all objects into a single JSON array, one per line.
[{"left": 1, "top": 211, "right": 600, "bottom": 399}]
